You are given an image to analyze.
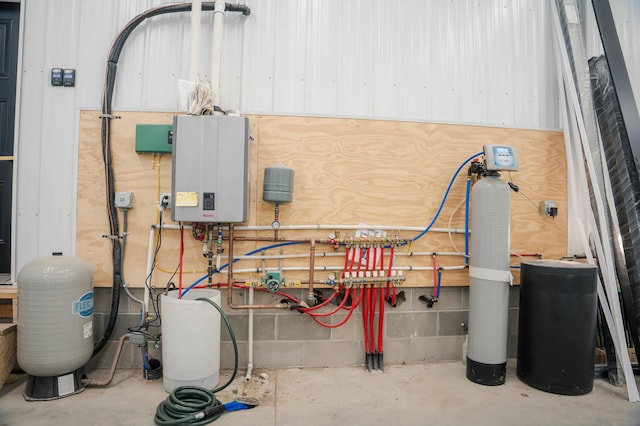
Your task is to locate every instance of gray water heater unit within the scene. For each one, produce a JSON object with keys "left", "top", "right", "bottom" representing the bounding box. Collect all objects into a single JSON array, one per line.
[{"left": 171, "top": 115, "right": 249, "bottom": 223}]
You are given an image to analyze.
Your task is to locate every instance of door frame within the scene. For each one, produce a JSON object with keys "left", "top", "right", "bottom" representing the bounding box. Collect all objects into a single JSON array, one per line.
[{"left": 2, "top": 0, "right": 25, "bottom": 283}]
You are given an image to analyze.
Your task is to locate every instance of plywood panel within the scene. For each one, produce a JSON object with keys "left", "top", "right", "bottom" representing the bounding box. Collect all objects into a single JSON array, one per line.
[{"left": 77, "top": 111, "right": 566, "bottom": 289}]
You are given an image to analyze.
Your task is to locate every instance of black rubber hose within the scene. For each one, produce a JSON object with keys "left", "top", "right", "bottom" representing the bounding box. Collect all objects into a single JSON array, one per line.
[
  {"left": 154, "top": 297, "right": 239, "bottom": 425},
  {"left": 94, "top": 1, "right": 250, "bottom": 357}
]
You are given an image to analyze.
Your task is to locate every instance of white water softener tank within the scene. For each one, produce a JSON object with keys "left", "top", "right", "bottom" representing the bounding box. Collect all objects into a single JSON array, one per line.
[
  {"left": 17, "top": 254, "right": 94, "bottom": 377},
  {"left": 161, "top": 289, "right": 221, "bottom": 392},
  {"left": 466, "top": 145, "right": 518, "bottom": 386}
]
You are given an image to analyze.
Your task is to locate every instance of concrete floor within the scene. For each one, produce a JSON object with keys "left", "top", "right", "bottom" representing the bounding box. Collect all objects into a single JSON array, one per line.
[{"left": 1, "top": 361, "right": 639, "bottom": 426}]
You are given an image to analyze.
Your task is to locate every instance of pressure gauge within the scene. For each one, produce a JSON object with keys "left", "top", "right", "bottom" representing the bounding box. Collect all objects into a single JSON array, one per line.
[
  {"left": 328, "top": 273, "right": 336, "bottom": 281},
  {"left": 272, "top": 220, "right": 281, "bottom": 230}
]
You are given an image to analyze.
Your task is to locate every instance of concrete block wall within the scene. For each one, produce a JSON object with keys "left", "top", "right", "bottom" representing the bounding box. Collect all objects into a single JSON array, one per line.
[{"left": 88, "top": 286, "right": 521, "bottom": 370}]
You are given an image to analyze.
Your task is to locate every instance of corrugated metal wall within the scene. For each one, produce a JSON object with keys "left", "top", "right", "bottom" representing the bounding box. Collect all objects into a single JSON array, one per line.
[
  {"left": 11, "top": 0, "right": 639, "bottom": 274},
  {"left": 22, "top": 0, "right": 563, "bottom": 124}
]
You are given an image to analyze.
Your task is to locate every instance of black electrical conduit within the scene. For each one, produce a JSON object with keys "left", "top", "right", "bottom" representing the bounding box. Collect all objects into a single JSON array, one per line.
[{"left": 95, "top": 2, "right": 251, "bottom": 357}]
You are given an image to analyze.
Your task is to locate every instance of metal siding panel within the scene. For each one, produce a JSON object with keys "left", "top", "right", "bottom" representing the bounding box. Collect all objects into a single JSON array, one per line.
[
  {"left": 15, "top": 0, "right": 49, "bottom": 270},
  {"left": 23, "top": 0, "right": 569, "bottom": 122},
  {"left": 240, "top": 0, "right": 277, "bottom": 112},
  {"left": 27, "top": 0, "right": 640, "bottom": 272}
]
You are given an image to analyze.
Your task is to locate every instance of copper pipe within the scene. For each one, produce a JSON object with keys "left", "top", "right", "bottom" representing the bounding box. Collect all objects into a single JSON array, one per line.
[
  {"left": 227, "top": 224, "right": 287, "bottom": 310},
  {"left": 307, "top": 240, "right": 317, "bottom": 306},
  {"left": 232, "top": 236, "right": 311, "bottom": 243},
  {"left": 83, "top": 334, "right": 131, "bottom": 387}
]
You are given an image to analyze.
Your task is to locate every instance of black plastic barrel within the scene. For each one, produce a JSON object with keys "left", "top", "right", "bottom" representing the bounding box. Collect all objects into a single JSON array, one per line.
[{"left": 517, "top": 260, "right": 598, "bottom": 395}]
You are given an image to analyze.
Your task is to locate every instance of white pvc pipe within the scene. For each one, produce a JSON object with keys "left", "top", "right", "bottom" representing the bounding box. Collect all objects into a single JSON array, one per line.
[
  {"left": 231, "top": 264, "right": 467, "bottom": 275},
  {"left": 143, "top": 227, "right": 156, "bottom": 318},
  {"left": 156, "top": 223, "right": 462, "bottom": 234},
  {"left": 245, "top": 285, "right": 254, "bottom": 382},
  {"left": 189, "top": 0, "right": 202, "bottom": 81},
  {"left": 233, "top": 224, "right": 461, "bottom": 234},
  {"left": 210, "top": 0, "right": 225, "bottom": 107}
]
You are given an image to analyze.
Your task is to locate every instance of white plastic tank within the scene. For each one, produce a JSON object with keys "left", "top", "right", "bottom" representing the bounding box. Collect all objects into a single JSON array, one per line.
[
  {"left": 161, "top": 288, "right": 221, "bottom": 392},
  {"left": 17, "top": 254, "right": 94, "bottom": 377}
]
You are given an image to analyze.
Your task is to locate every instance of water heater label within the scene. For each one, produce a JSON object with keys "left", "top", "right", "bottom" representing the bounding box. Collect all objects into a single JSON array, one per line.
[
  {"left": 72, "top": 291, "right": 94, "bottom": 318},
  {"left": 176, "top": 191, "right": 198, "bottom": 207},
  {"left": 84, "top": 321, "right": 93, "bottom": 339}
]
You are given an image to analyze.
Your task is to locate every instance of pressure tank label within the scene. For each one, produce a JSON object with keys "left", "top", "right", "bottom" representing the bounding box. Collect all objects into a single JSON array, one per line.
[{"left": 72, "top": 291, "right": 94, "bottom": 318}]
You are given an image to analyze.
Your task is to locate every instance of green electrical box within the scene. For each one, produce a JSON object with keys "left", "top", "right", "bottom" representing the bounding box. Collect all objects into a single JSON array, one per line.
[{"left": 135, "top": 124, "right": 173, "bottom": 153}]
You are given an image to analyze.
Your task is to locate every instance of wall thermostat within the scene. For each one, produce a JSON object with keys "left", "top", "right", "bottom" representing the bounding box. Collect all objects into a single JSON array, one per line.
[
  {"left": 483, "top": 145, "right": 519, "bottom": 172},
  {"left": 51, "top": 68, "right": 63, "bottom": 86},
  {"left": 63, "top": 69, "right": 76, "bottom": 87}
]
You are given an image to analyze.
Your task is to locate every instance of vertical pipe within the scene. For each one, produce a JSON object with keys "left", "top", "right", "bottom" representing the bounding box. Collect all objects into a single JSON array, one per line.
[
  {"left": 189, "top": 0, "right": 202, "bottom": 81},
  {"left": 245, "top": 285, "right": 254, "bottom": 382},
  {"left": 143, "top": 226, "right": 156, "bottom": 319},
  {"left": 307, "top": 240, "right": 316, "bottom": 305},
  {"left": 227, "top": 224, "right": 234, "bottom": 306},
  {"left": 464, "top": 177, "right": 471, "bottom": 264},
  {"left": 210, "top": 0, "right": 226, "bottom": 107},
  {"left": 274, "top": 203, "right": 280, "bottom": 241}
]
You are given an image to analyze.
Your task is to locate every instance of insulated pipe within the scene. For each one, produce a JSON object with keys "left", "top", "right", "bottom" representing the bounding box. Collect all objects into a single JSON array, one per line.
[
  {"left": 210, "top": 0, "right": 225, "bottom": 107},
  {"left": 143, "top": 226, "right": 156, "bottom": 319},
  {"left": 189, "top": 0, "right": 202, "bottom": 81},
  {"left": 121, "top": 208, "right": 143, "bottom": 306}
]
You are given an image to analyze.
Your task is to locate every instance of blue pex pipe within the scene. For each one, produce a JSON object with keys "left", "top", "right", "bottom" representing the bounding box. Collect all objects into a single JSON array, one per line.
[
  {"left": 413, "top": 152, "right": 483, "bottom": 242},
  {"left": 464, "top": 177, "right": 471, "bottom": 264}
]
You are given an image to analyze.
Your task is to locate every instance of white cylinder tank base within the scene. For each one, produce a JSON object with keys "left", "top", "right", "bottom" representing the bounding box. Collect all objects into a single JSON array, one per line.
[
  {"left": 161, "top": 289, "right": 221, "bottom": 392},
  {"left": 466, "top": 175, "right": 511, "bottom": 386}
]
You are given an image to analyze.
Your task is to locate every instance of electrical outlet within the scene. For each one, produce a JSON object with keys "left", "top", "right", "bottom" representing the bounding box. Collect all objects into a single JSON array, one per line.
[
  {"left": 160, "top": 193, "right": 172, "bottom": 209},
  {"left": 539, "top": 200, "right": 558, "bottom": 218},
  {"left": 115, "top": 192, "right": 133, "bottom": 208}
]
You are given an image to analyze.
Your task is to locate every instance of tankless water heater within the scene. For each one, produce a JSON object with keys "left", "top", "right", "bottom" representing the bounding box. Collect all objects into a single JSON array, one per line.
[{"left": 171, "top": 115, "right": 249, "bottom": 223}]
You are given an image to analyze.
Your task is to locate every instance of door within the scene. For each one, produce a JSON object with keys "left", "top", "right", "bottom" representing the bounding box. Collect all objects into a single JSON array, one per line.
[{"left": 0, "top": 2, "right": 19, "bottom": 273}]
